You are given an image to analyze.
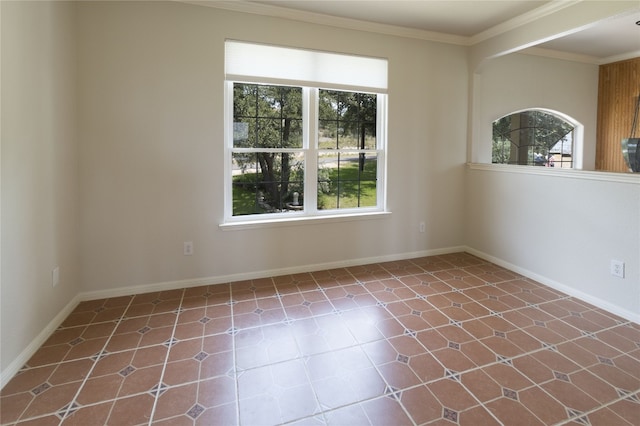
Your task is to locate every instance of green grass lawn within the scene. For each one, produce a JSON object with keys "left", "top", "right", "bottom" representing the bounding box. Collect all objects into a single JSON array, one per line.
[{"left": 233, "top": 159, "right": 377, "bottom": 215}]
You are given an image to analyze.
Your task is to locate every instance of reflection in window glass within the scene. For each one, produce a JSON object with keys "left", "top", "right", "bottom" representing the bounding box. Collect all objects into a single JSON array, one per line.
[{"left": 492, "top": 110, "right": 574, "bottom": 168}]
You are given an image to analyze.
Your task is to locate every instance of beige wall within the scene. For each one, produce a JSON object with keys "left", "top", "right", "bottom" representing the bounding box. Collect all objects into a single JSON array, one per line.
[
  {"left": 76, "top": 1, "right": 469, "bottom": 293},
  {"left": 1, "top": 1, "right": 80, "bottom": 376},
  {"left": 2, "top": 0, "right": 638, "bottom": 387}
]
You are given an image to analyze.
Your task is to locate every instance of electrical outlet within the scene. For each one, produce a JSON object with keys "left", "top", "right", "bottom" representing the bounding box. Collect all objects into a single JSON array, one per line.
[
  {"left": 610, "top": 260, "right": 625, "bottom": 278},
  {"left": 52, "top": 266, "right": 60, "bottom": 287},
  {"left": 184, "top": 241, "right": 194, "bottom": 256},
  {"left": 419, "top": 222, "right": 426, "bottom": 233}
]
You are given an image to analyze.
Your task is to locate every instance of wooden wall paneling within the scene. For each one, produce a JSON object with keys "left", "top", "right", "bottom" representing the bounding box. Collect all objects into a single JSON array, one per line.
[{"left": 596, "top": 58, "right": 640, "bottom": 172}]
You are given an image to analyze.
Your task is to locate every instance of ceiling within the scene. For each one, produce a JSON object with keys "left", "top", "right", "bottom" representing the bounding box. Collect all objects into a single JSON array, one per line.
[{"left": 246, "top": 0, "right": 640, "bottom": 63}]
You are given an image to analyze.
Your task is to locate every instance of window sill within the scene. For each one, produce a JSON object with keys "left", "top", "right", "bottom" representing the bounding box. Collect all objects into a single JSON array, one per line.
[
  {"left": 219, "top": 211, "right": 392, "bottom": 231},
  {"left": 467, "top": 163, "right": 640, "bottom": 184}
]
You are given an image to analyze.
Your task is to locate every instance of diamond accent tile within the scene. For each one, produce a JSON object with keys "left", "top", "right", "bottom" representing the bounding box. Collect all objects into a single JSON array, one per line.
[
  {"left": 199, "top": 317, "right": 211, "bottom": 324},
  {"left": 553, "top": 371, "right": 570, "bottom": 382},
  {"left": 384, "top": 386, "right": 401, "bottom": 400},
  {"left": 570, "top": 311, "right": 582, "bottom": 317},
  {"left": 163, "top": 337, "right": 179, "bottom": 347},
  {"left": 497, "top": 355, "right": 513, "bottom": 366},
  {"left": 376, "top": 301, "right": 387, "bottom": 308},
  {"left": 452, "top": 302, "right": 462, "bottom": 308},
  {"left": 119, "top": 365, "right": 136, "bottom": 377},
  {"left": 57, "top": 402, "right": 80, "bottom": 419},
  {"left": 581, "top": 331, "right": 597, "bottom": 339},
  {"left": 489, "top": 295, "right": 498, "bottom": 300},
  {"left": 346, "top": 294, "right": 355, "bottom": 299},
  {"left": 302, "top": 301, "right": 311, "bottom": 307},
  {"left": 226, "top": 299, "right": 237, "bottom": 306},
  {"left": 254, "top": 308, "right": 265, "bottom": 314},
  {"left": 151, "top": 299, "right": 162, "bottom": 305},
  {"left": 91, "top": 349, "right": 109, "bottom": 361},
  {"left": 69, "top": 337, "right": 85, "bottom": 346},
  {"left": 526, "top": 303, "right": 538, "bottom": 308},
  {"left": 534, "top": 320, "right": 546, "bottom": 327},
  {"left": 494, "top": 331, "right": 506, "bottom": 338},
  {"left": 94, "top": 306, "right": 106, "bottom": 313},
  {"left": 226, "top": 327, "right": 239, "bottom": 335},
  {"left": 404, "top": 329, "right": 417, "bottom": 338},
  {"left": 542, "top": 343, "right": 558, "bottom": 352},
  {"left": 194, "top": 352, "right": 208, "bottom": 362},
  {"left": 443, "top": 407, "right": 458, "bottom": 422},
  {"left": 490, "top": 311, "right": 503, "bottom": 318},
  {"left": 450, "top": 320, "right": 462, "bottom": 327},
  {"left": 32, "top": 382, "right": 51, "bottom": 396},
  {"left": 448, "top": 341, "right": 460, "bottom": 350},
  {"left": 149, "top": 382, "right": 169, "bottom": 397},
  {"left": 138, "top": 326, "right": 151, "bottom": 334},
  {"left": 186, "top": 404, "right": 205, "bottom": 419},
  {"left": 411, "top": 310, "right": 421, "bottom": 316},
  {"left": 616, "top": 389, "right": 640, "bottom": 403},
  {"left": 567, "top": 408, "right": 588, "bottom": 423},
  {"left": 283, "top": 317, "right": 295, "bottom": 325},
  {"left": 503, "top": 388, "right": 518, "bottom": 400},
  {"left": 445, "top": 369, "right": 460, "bottom": 382},
  {"left": 597, "top": 356, "right": 614, "bottom": 366},
  {"left": 174, "top": 307, "right": 185, "bottom": 314},
  {"left": 397, "top": 354, "right": 409, "bottom": 364}
]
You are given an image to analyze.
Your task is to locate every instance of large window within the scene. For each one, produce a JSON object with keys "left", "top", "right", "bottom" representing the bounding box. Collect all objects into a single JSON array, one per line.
[
  {"left": 224, "top": 41, "right": 388, "bottom": 222},
  {"left": 492, "top": 110, "right": 576, "bottom": 168}
]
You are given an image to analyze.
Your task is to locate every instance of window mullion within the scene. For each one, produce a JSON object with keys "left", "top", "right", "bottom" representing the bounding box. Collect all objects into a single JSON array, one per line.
[{"left": 304, "top": 87, "right": 318, "bottom": 213}]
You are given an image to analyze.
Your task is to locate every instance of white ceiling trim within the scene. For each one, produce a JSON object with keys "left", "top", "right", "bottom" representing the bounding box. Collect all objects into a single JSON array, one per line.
[
  {"left": 469, "top": 0, "right": 582, "bottom": 45},
  {"left": 521, "top": 46, "right": 600, "bottom": 64}
]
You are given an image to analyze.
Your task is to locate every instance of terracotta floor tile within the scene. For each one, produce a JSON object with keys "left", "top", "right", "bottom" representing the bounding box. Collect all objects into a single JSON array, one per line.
[
  {"left": 61, "top": 400, "right": 112, "bottom": 426},
  {"left": 460, "top": 369, "right": 502, "bottom": 403},
  {"left": 607, "top": 396, "right": 640, "bottom": 425},
  {"left": 107, "top": 393, "right": 155, "bottom": 425},
  {"left": 152, "top": 382, "right": 198, "bottom": 422},
  {"left": 399, "top": 384, "right": 442, "bottom": 424},
  {"left": 0, "top": 392, "right": 32, "bottom": 424},
  {"left": 458, "top": 405, "right": 501, "bottom": 426},
  {"left": 540, "top": 379, "right": 601, "bottom": 412},
  {"left": 427, "top": 378, "right": 480, "bottom": 412},
  {"left": 4, "top": 253, "right": 639, "bottom": 426},
  {"left": 485, "top": 397, "right": 545, "bottom": 426}
]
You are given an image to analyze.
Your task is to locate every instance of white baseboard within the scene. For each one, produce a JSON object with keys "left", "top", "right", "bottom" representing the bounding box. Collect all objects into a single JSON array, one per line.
[
  {"left": 3, "top": 244, "right": 635, "bottom": 391},
  {"left": 79, "top": 246, "right": 468, "bottom": 302},
  {"left": 465, "top": 247, "right": 640, "bottom": 324},
  {"left": 0, "top": 294, "right": 82, "bottom": 390},
  {"left": 0, "top": 245, "right": 465, "bottom": 390}
]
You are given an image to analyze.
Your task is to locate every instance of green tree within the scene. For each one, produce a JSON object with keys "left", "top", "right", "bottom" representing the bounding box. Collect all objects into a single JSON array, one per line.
[
  {"left": 492, "top": 110, "right": 573, "bottom": 165},
  {"left": 233, "top": 84, "right": 303, "bottom": 211}
]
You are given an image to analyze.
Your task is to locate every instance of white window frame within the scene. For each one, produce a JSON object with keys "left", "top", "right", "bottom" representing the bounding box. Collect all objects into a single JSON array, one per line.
[{"left": 222, "top": 41, "right": 388, "bottom": 226}]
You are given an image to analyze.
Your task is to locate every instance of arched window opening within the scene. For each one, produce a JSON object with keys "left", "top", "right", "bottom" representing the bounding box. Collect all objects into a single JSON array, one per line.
[{"left": 492, "top": 110, "right": 575, "bottom": 168}]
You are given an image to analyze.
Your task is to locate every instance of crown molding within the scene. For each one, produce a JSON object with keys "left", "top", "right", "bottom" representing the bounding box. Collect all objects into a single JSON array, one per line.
[
  {"left": 521, "top": 46, "right": 600, "bottom": 64},
  {"left": 180, "top": 0, "right": 469, "bottom": 45},
  {"left": 470, "top": 0, "right": 582, "bottom": 45}
]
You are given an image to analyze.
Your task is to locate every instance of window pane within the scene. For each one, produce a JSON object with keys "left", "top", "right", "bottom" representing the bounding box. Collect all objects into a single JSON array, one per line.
[
  {"left": 234, "top": 83, "right": 303, "bottom": 149},
  {"left": 232, "top": 152, "right": 304, "bottom": 215},
  {"left": 318, "top": 152, "right": 377, "bottom": 210},
  {"left": 492, "top": 110, "right": 574, "bottom": 168},
  {"left": 318, "top": 90, "right": 376, "bottom": 150}
]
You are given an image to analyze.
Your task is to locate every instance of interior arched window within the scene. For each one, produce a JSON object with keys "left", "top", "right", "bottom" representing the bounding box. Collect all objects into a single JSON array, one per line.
[{"left": 492, "top": 110, "right": 575, "bottom": 168}]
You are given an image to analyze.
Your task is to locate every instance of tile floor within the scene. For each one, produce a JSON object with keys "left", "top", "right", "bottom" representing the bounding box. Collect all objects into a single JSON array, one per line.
[{"left": 1, "top": 253, "right": 639, "bottom": 425}]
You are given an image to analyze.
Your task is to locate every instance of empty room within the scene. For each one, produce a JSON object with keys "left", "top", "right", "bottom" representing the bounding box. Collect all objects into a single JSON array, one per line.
[{"left": 1, "top": 1, "right": 639, "bottom": 425}]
